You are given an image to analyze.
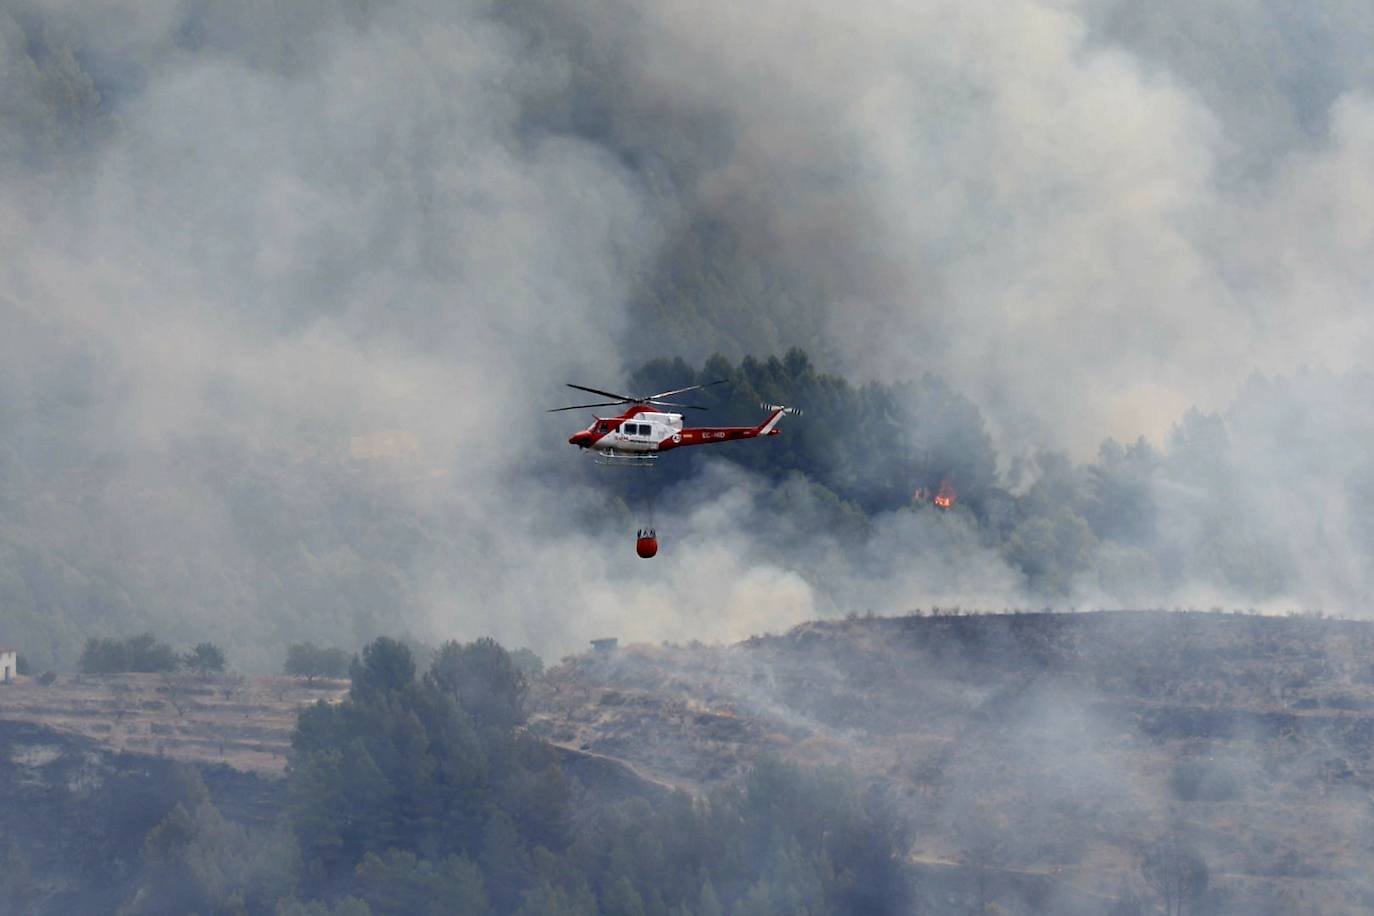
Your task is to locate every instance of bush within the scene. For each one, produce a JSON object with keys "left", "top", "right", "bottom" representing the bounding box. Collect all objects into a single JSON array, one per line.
[
  {"left": 183, "top": 643, "right": 227, "bottom": 678},
  {"left": 508, "top": 647, "right": 544, "bottom": 680},
  {"left": 79, "top": 634, "right": 180, "bottom": 674},
  {"left": 79, "top": 638, "right": 126, "bottom": 674},
  {"left": 284, "top": 642, "right": 351, "bottom": 682},
  {"left": 426, "top": 638, "right": 528, "bottom": 731}
]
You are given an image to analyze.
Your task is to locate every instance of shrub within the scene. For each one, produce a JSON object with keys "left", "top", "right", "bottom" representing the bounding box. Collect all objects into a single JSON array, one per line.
[
  {"left": 284, "top": 643, "right": 351, "bottom": 682},
  {"left": 79, "top": 634, "right": 179, "bottom": 674},
  {"left": 183, "top": 643, "right": 227, "bottom": 678}
]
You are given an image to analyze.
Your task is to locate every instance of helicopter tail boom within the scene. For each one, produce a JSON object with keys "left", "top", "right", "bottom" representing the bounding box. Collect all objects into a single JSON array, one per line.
[
  {"left": 753, "top": 403, "right": 801, "bottom": 437},
  {"left": 657, "top": 404, "right": 798, "bottom": 450}
]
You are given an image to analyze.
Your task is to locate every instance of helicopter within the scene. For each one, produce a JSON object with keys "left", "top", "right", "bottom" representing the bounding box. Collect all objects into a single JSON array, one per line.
[
  {"left": 550, "top": 381, "right": 800, "bottom": 556},
  {"left": 551, "top": 381, "right": 800, "bottom": 465}
]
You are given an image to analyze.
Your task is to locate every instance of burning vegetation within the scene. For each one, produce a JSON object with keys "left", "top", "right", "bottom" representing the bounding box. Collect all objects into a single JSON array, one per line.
[{"left": 915, "top": 480, "right": 958, "bottom": 509}]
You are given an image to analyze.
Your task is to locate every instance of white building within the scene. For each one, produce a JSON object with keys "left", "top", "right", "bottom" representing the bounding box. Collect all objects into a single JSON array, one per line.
[{"left": 0, "top": 647, "right": 15, "bottom": 683}]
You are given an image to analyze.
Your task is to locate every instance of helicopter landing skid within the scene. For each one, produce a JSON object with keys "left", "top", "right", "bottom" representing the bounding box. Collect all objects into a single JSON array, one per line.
[{"left": 593, "top": 451, "right": 658, "bottom": 468}]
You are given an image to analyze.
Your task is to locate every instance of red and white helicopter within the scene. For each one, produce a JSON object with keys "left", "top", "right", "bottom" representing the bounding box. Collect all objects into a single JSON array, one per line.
[
  {"left": 551, "top": 380, "right": 799, "bottom": 557},
  {"left": 552, "top": 380, "right": 799, "bottom": 464}
]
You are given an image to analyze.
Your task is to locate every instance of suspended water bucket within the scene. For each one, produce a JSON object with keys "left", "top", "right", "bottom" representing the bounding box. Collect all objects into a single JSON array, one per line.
[{"left": 635, "top": 531, "right": 658, "bottom": 559}]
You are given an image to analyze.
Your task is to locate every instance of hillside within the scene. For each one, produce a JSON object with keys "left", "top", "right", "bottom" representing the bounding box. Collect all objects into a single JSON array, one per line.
[
  {"left": 5, "top": 611, "right": 1374, "bottom": 913},
  {"left": 0, "top": 717, "right": 285, "bottom": 912},
  {"left": 0, "top": 673, "right": 348, "bottom": 774},
  {"left": 529, "top": 610, "right": 1374, "bottom": 914}
]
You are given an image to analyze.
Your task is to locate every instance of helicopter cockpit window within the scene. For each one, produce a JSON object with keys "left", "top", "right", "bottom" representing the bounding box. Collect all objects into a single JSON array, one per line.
[{"left": 597, "top": 423, "right": 610, "bottom": 433}]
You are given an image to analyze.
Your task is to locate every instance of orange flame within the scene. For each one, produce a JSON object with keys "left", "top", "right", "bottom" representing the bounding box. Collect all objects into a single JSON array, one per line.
[{"left": 933, "top": 482, "right": 956, "bottom": 509}]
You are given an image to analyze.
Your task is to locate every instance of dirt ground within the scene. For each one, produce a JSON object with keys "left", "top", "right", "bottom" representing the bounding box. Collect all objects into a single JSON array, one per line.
[{"left": 0, "top": 672, "right": 347, "bottom": 774}]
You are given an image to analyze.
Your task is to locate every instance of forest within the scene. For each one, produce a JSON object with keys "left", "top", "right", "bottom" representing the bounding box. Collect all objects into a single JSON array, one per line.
[
  {"left": 1, "top": 637, "right": 912, "bottom": 915},
  {"left": 621, "top": 351, "right": 1370, "bottom": 607}
]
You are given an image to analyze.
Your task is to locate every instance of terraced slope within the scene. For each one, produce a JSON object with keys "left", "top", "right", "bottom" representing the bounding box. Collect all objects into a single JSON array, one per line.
[
  {"left": 6, "top": 612, "right": 1374, "bottom": 912},
  {"left": 0, "top": 673, "right": 348, "bottom": 773}
]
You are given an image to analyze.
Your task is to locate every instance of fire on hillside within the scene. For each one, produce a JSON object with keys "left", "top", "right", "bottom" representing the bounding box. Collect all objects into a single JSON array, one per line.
[{"left": 914, "top": 481, "right": 957, "bottom": 510}]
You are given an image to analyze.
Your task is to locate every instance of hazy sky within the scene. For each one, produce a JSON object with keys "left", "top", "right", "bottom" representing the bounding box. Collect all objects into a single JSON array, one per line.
[{"left": 2, "top": 0, "right": 1372, "bottom": 665}]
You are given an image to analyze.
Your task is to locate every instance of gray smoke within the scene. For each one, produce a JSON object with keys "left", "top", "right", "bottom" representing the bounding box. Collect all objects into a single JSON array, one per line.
[{"left": 2, "top": 0, "right": 1372, "bottom": 669}]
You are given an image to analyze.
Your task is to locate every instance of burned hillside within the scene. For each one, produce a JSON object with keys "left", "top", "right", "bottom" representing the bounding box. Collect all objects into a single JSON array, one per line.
[{"left": 530, "top": 610, "right": 1374, "bottom": 914}]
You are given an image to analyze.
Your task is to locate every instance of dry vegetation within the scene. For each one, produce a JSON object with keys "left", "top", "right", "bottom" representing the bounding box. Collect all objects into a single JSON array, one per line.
[
  {"left": 5, "top": 611, "right": 1373, "bottom": 912},
  {"left": 0, "top": 672, "right": 348, "bottom": 773},
  {"left": 529, "top": 611, "right": 1374, "bottom": 915}
]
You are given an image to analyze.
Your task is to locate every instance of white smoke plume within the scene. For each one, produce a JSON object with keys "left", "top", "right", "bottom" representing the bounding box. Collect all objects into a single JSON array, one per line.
[{"left": 2, "top": 0, "right": 1372, "bottom": 669}]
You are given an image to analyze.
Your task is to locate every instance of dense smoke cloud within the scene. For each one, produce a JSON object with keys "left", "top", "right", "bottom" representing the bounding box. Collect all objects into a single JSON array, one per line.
[
  {"left": 523, "top": 0, "right": 1374, "bottom": 448},
  {"left": 1, "top": 0, "right": 662, "bottom": 666},
  {"left": 1, "top": 0, "right": 1372, "bottom": 668}
]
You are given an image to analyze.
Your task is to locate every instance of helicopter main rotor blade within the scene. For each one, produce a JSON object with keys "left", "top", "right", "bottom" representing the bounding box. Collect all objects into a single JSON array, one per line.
[
  {"left": 646, "top": 379, "right": 729, "bottom": 400},
  {"left": 647, "top": 400, "right": 709, "bottom": 410},
  {"left": 547, "top": 400, "right": 630, "bottom": 413},
  {"left": 565, "top": 382, "right": 637, "bottom": 402}
]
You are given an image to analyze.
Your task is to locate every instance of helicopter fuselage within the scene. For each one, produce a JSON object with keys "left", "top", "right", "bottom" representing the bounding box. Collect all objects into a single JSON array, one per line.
[{"left": 568, "top": 404, "right": 785, "bottom": 454}]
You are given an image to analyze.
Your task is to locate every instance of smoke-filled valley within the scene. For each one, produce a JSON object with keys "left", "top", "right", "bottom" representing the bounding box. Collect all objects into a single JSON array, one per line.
[{"left": 3, "top": 0, "right": 1374, "bottom": 913}]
